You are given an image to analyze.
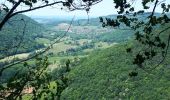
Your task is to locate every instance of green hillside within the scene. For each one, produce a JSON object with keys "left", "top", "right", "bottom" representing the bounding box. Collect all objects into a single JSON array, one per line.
[
  {"left": 0, "top": 13, "right": 45, "bottom": 58},
  {"left": 59, "top": 41, "right": 170, "bottom": 99},
  {"left": 1, "top": 11, "right": 170, "bottom": 99}
]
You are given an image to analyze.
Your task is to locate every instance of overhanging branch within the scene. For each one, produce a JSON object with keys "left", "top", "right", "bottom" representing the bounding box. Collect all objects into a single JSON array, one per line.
[
  {"left": 0, "top": 0, "right": 23, "bottom": 30},
  {"left": 0, "top": 15, "right": 75, "bottom": 76},
  {"left": 10, "top": 1, "right": 64, "bottom": 18}
]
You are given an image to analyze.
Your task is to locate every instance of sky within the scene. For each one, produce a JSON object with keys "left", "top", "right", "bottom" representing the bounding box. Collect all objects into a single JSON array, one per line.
[
  {"left": 1, "top": 0, "right": 170, "bottom": 18},
  {"left": 24, "top": 0, "right": 170, "bottom": 18},
  {"left": 24, "top": 0, "right": 116, "bottom": 18}
]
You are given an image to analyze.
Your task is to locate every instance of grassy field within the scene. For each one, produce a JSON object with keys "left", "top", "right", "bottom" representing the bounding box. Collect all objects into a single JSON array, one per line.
[
  {"left": 36, "top": 38, "right": 51, "bottom": 45},
  {"left": 0, "top": 53, "right": 30, "bottom": 62},
  {"left": 49, "top": 42, "right": 77, "bottom": 54}
]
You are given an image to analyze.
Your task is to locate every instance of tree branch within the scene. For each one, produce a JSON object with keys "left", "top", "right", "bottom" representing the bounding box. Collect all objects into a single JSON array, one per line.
[
  {"left": 0, "top": 0, "right": 23, "bottom": 30},
  {"left": 10, "top": 1, "right": 64, "bottom": 18},
  {"left": 150, "top": 34, "right": 170, "bottom": 72},
  {"left": 148, "top": 0, "right": 159, "bottom": 24},
  {"left": 0, "top": 15, "right": 75, "bottom": 75}
]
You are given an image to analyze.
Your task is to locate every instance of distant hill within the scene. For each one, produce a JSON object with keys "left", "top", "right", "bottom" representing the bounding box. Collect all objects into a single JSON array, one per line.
[
  {"left": 47, "top": 14, "right": 135, "bottom": 44},
  {"left": 0, "top": 13, "right": 45, "bottom": 58},
  {"left": 71, "top": 12, "right": 165, "bottom": 26},
  {"left": 71, "top": 14, "right": 118, "bottom": 26},
  {"left": 43, "top": 12, "right": 164, "bottom": 27},
  {"left": 30, "top": 14, "right": 118, "bottom": 26},
  {"left": 31, "top": 16, "right": 87, "bottom": 26}
]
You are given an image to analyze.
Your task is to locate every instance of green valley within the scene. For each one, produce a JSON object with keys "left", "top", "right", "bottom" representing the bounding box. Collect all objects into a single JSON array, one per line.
[{"left": 1, "top": 1, "right": 170, "bottom": 99}]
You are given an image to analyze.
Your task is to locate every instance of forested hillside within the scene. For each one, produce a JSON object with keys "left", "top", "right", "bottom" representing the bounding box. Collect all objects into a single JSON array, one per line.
[
  {"left": 57, "top": 22, "right": 170, "bottom": 99},
  {"left": 60, "top": 39, "right": 170, "bottom": 100},
  {"left": 1, "top": 0, "right": 170, "bottom": 99},
  {"left": 0, "top": 13, "right": 45, "bottom": 59},
  {"left": 1, "top": 12, "right": 170, "bottom": 99}
]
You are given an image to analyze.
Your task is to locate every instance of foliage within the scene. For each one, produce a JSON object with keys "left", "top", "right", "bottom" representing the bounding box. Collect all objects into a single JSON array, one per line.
[
  {"left": 0, "top": 56, "right": 52, "bottom": 100},
  {"left": 100, "top": 0, "right": 170, "bottom": 71},
  {"left": 0, "top": 13, "right": 45, "bottom": 59},
  {"left": 60, "top": 42, "right": 170, "bottom": 99},
  {"left": 1, "top": 0, "right": 170, "bottom": 99},
  {"left": 95, "top": 30, "right": 133, "bottom": 43}
]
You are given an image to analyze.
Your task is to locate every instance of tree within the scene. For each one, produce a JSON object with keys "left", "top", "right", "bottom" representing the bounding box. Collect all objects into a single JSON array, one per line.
[
  {"left": 0, "top": 0, "right": 102, "bottom": 99},
  {"left": 1, "top": 0, "right": 170, "bottom": 99},
  {"left": 0, "top": 0, "right": 102, "bottom": 30},
  {"left": 0, "top": 0, "right": 103, "bottom": 69},
  {"left": 100, "top": 0, "right": 170, "bottom": 73}
]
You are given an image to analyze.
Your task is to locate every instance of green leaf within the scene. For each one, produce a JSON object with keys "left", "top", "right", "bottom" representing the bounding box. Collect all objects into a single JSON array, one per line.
[{"left": 32, "top": 0, "right": 37, "bottom": 3}]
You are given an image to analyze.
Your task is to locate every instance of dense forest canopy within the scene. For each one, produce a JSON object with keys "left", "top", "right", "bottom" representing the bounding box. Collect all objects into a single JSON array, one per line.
[
  {"left": 0, "top": 13, "right": 45, "bottom": 59},
  {"left": 0, "top": 0, "right": 170, "bottom": 100}
]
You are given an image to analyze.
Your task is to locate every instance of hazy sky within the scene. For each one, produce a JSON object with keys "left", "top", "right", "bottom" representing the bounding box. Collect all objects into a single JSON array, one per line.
[
  {"left": 1, "top": 0, "right": 170, "bottom": 18},
  {"left": 25, "top": 0, "right": 116, "bottom": 18},
  {"left": 24, "top": 0, "right": 170, "bottom": 18}
]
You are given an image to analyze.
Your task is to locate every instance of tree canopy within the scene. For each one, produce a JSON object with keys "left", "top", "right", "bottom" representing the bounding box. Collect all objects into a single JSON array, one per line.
[
  {"left": 0, "top": 0, "right": 170, "bottom": 99},
  {"left": 100, "top": 0, "right": 170, "bottom": 72}
]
